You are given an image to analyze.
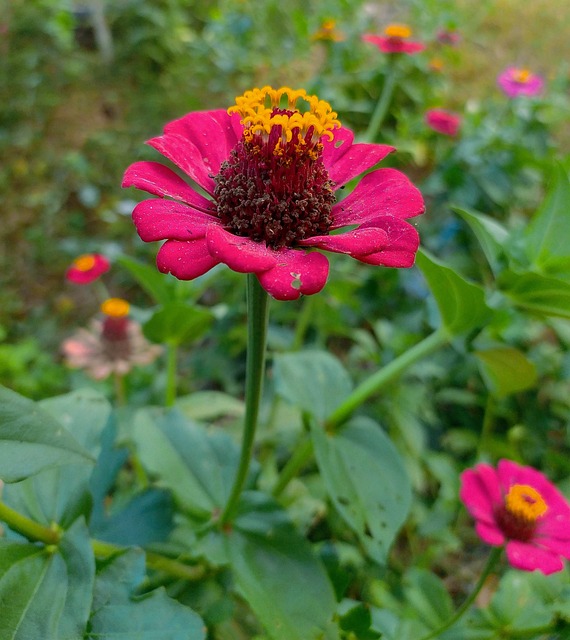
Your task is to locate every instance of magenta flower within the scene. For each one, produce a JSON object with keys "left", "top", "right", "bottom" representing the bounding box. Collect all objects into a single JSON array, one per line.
[
  {"left": 424, "top": 108, "right": 462, "bottom": 137},
  {"left": 66, "top": 253, "right": 110, "bottom": 284},
  {"left": 362, "top": 24, "right": 425, "bottom": 55},
  {"left": 497, "top": 67, "right": 544, "bottom": 98},
  {"left": 460, "top": 459, "right": 570, "bottom": 575},
  {"left": 123, "top": 86, "right": 424, "bottom": 301},
  {"left": 436, "top": 28, "right": 461, "bottom": 47}
]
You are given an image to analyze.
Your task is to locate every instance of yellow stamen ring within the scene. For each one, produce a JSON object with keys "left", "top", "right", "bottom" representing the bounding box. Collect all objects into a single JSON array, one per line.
[
  {"left": 228, "top": 86, "right": 340, "bottom": 143},
  {"left": 101, "top": 298, "right": 130, "bottom": 318},
  {"left": 505, "top": 484, "right": 548, "bottom": 523},
  {"left": 73, "top": 254, "right": 97, "bottom": 272},
  {"left": 384, "top": 24, "right": 412, "bottom": 39},
  {"left": 513, "top": 69, "right": 531, "bottom": 84}
]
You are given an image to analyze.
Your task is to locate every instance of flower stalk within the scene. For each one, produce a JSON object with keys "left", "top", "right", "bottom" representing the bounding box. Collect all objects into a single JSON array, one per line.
[
  {"left": 220, "top": 275, "right": 269, "bottom": 524},
  {"left": 418, "top": 546, "right": 503, "bottom": 640},
  {"left": 0, "top": 499, "right": 61, "bottom": 545},
  {"left": 165, "top": 342, "right": 178, "bottom": 407},
  {"left": 364, "top": 60, "right": 398, "bottom": 142}
]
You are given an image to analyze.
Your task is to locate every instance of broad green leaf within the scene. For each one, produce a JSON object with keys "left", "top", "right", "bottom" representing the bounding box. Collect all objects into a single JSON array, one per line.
[
  {"left": 403, "top": 569, "right": 454, "bottom": 630},
  {"left": 453, "top": 206, "right": 509, "bottom": 274},
  {"left": 3, "top": 390, "right": 112, "bottom": 529},
  {"left": 117, "top": 255, "right": 177, "bottom": 306},
  {"left": 311, "top": 417, "right": 412, "bottom": 564},
  {"left": 132, "top": 408, "right": 240, "bottom": 519},
  {"left": 0, "top": 386, "right": 94, "bottom": 483},
  {"left": 88, "top": 549, "right": 206, "bottom": 640},
  {"left": 143, "top": 302, "right": 214, "bottom": 346},
  {"left": 226, "top": 492, "right": 338, "bottom": 640},
  {"left": 273, "top": 350, "right": 353, "bottom": 423},
  {"left": 524, "top": 164, "right": 570, "bottom": 278},
  {"left": 474, "top": 347, "right": 538, "bottom": 397},
  {"left": 415, "top": 249, "right": 493, "bottom": 335},
  {"left": 176, "top": 391, "right": 245, "bottom": 421},
  {"left": 499, "top": 269, "right": 570, "bottom": 319},
  {"left": 0, "top": 519, "right": 94, "bottom": 640}
]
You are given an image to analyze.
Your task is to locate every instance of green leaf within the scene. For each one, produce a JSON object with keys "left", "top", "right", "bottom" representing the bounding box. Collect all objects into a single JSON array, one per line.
[
  {"left": 311, "top": 417, "right": 412, "bottom": 564},
  {"left": 116, "top": 255, "right": 177, "bottom": 306},
  {"left": 415, "top": 249, "right": 493, "bottom": 335},
  {"left": 273, "top": 350, "right": 353, "bottom": 422},
  {"left": 453, "top": 206, "right": 509, "bottom": 274},
  {"left": 499, "top": 269, "right": 570, "bottom": 319},
  {"left": 403, "top": 568, "right": 454, "bottom": 630},
  {"left": 88, "top": 549, "right": 206, "bottom": 640},
  {"left": 132, "top": 408, "right": 240, "bottom": 519},
  {"left": 0, "top": 386, "right": 94, "bottom": 483},
  {"left": 3, "top": 390, "right": 112, "bottom": 528},
  {"left": 524, "top": 164, "right": 570, "bottom": 278},
  {"left": 225, "top": 492, "right": 338, "bottom": 640},
  {"left": 143, "top": 302, "right": 214, "bottom": 346},
  {"left": 176, "top": 391, "right": 245, "bottom": 421},
  {"left": 0, "top": 519, "right": 95, "bottom": 640},
  {"left": 474, "top": 347, "right": 538, "bottom": 397}
]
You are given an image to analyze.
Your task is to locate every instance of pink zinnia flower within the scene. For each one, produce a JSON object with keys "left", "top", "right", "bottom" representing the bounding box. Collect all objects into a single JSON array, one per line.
[
  {"left": 362, "top": 24, "right": 425, "bottom": 55},
  {"left": 497, "top": 67, "right": 544, "bottom": 98},
  {"left": 66, "top": 253, "right": 110, "bottom": 284},
  {"left": 62, "top": 298, "right": 162, "bottom": 380},
  {"left": 424, "top": 108, "right": 462, "bottom": 137},
  {"left": 460, "top": 459, "right": 570, "bottom": 575},
  {"left": 122, "top": 86, "right": 424, "bottom": 301},
  {"left": 436, "top": 28, "right": 461, "bottom": 46}
]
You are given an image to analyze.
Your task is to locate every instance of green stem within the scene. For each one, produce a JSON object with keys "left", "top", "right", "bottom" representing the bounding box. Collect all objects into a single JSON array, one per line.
[
  {"left": 419, "top": 546, "right": 503, "bottom": 640},
  {"left": 114, "top": 372, "right": 127, "bottom": 406},
  {"left": 220, "top": 275, "right": 269, "bottom": 525},
  {"left": 292, "top": 295, "right": 316, "bottom": 350},
  {"left": 272, "top": 437, "right": 314, "bottom": 498},
  {"left": 165, "top": 342, "right": 178, "bottom": 407},
  {"left": 364, "top": 61, "right": 398, "bottom": 142},
  {"left": 0, "top": 500, "right": 61, "bottom": 545},
  {"left": 91, "top": 539, "right": 205, "bottom": 581},
  {"left": 326, "top": 328, "right": 449, "bottom": 430}
]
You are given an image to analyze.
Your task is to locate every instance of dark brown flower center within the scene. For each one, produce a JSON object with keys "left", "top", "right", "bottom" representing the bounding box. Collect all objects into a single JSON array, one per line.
[{"left": 213, "top": 120, "right": 336, "bottom": 249}]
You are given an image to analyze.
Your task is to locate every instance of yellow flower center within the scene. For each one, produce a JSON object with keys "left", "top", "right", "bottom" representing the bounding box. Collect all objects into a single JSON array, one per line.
[
  {"left": 228, "top": 86, "right": 341, "bottom": 146},
  {"left": 513, "top": 68, "right": 531, "bottom": 84},
  {"left": 73, "top": 254, "right": 96, "bottom": 272},
  {"left": 505, "top": 484, "right": 548, "bottom": 523},
  {"left": 101, "top": 298, "right": 130, "bottom": 318},
  {"left": 384, "top": 24, "right": 412, "bottom": 39}
]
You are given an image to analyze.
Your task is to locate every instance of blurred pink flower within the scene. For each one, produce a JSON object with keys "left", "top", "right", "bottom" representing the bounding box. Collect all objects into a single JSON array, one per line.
[
  {"left": 497, "top": 67, "right": 544, "bottom": 98},
  {"left": 123, "top": 86, "right": 424, "bottom": 301},
  {"left": 460, "top": 459, "right": 570, "bottom": 575},
  {"left": 362, "top": 24, "right": 425, "bottom": 55},
  {"left": 66, "top": 253, "right": 110, "bottom": 284},
  {"left": 62, "top": 298, "right": 162, "bottom": 380},
  {"left": 436, "top": 28, "right": 461, "bottom": 46},
  {"left": 425, "top": 108, "right": 462, "bottom": 137}
]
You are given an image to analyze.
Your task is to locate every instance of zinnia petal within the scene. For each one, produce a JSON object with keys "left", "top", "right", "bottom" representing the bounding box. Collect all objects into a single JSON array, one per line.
[
  {"left": 505, "top": 540, "right": 565, "bottom": 575},
  {"left": 298, "top": 226, "right": 389, "bottom": 256},
  {"left": 533, "top": 535, "right": 570, "bottom": 559},
  {"left": 132, "top": 200, "right": 215, "bottom": 242},
  {"left": 122, "top": 161, "right": 212, "bottom": 208},
  {"left": 459, "top": 465, "right": 501, "bottom": 525},
  {"left": 323, "top": 135, "right": 394, "bottom": 187},
  {"left": 475, "top": 521, "right": 505, "bottom": 546},
  {"left": 206, "top": 225, "right": 278, "bottom": 273},
  {"left": 332, "top": 168, "right": 425, "bottom": 228},
  {"left": 354, "top": 218, "right": 420, "bottom": 267},
  {"left": 156, "top": 239, "right": 220, "bottom": 280},
  {"left": 257, "top": 249, "right": 329, "bottom": 301}
]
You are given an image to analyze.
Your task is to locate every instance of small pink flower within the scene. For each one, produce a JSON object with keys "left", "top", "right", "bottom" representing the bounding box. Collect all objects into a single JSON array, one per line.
[
  {"left": 460, "top": 459, "right": 570, "bottom": 575},
  {"left": 66, "top": 253, "right": 110, "bottom": 284},
  {"left": 62, "top": 298, "right": 162, "bottom": 379},
  {"left": 436, "top": 28, "right": 461, "bottom": 46},
  {"left": 425, "top": 108, "right": 462, "bottom": 137},
  {"left": 497, "top": 67, "right": 544, "bottom": 98},
  {"left": 123, "top": 86, "right": 424, "bottom": 301},
  {"left": 362, "top": 24, "right": 425, "bottom": 55}
]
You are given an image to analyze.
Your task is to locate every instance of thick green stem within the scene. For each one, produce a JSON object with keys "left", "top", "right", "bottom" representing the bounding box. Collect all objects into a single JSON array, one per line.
[
  {"left": 0, "top": 500, "right": 61, "bottom": 545},
  {"left": 364, "top": 61, "right": 398, "bottom": 142},
  {"left": 165, "top": 342, "right": 178, "bottom": 407},
  {"left": 419, "top": 546, "right": 503, "bottom": 640},
  {"left": 325, "top": 328, "right": 449, "bottom": 430},
  {"left": 220, "top": 275, "right": 269, "bottom": 524}
]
